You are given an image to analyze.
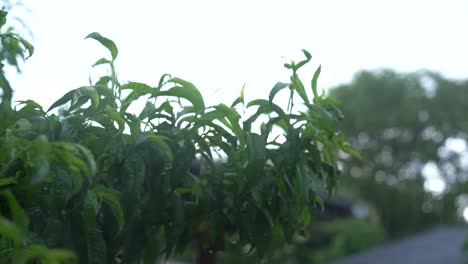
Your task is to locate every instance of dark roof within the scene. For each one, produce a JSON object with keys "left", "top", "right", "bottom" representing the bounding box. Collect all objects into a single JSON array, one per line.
[
  {"left": 316, "top": 191, "right": 354, "bottom": 209},
  {"left": 327, "top": 226, "right": 468, "bottom": 264}
]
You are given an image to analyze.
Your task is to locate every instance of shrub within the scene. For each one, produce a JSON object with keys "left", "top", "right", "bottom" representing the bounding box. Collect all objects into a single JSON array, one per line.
[{"left": 0, "top": 11, "right": 355, "bottom": 263}]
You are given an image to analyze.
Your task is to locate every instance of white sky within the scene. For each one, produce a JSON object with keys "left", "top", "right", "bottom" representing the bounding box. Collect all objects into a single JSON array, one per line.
[{"left": 6, "top": 0, "right": 468, "bottom": 108}]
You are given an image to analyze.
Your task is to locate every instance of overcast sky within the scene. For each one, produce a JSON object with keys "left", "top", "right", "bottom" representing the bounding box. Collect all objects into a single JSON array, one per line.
[{"left": 6, "top": 0, "right": 468, "bottom": 108}]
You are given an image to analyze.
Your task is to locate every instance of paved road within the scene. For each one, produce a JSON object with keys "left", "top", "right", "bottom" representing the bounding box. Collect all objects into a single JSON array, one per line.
[{"left": 328, "top": 226, "right": 468, "bottom": 264}]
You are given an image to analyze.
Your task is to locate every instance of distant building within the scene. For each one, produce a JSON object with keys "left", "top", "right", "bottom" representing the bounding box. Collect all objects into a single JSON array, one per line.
[{"left": 316, "top": 191, "right": 355, "bottom": 220}]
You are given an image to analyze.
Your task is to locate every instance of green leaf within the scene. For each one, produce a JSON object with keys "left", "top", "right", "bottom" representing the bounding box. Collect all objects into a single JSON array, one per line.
[
  {"left": 121, "top": 82, "right": 154, "bottom": 112},
  {"left": 246, "top": 99, "right": 287, "bottom": 118},
  {"left": 124, "top": 113, "right": 142, "bottom": 140},
  {"left": 0, "top": 177, "right": 17, "bottom": 188},
  {"left": 312, "top": 65, "right": 321, "bottom": 100},
  {"left": 93, "top": 57, "right": 111, "bottom": 67},
  {"left": 73, "top": 86, "right": 100, "bottom": 110},
  {"left": 160, "top": 77, "right": 205, "bottom": 112},
  {"left": 339, "top": 140, "right": 362, "bottom": 160},
  {"left": 92, "top": 185, "right": 124, "bottom": 234},
  {"left": 150, "top": 136, "right": 174, "bottom": 162},
  {"left": 306, "top": 103, "right": 334, "bottom": 133},
  {"left": 0, "top": 216, "right": 23, "bottom": 245},
  {"left": 314, "top": 194, "right": 325, "bottom": 211},
  {"left": 294, "top": 49, "right": 312, "bottom": 70},
  {"left": 1, "top": 32, "right": 36, "bottom": 60},
  {"left": 192, "top": 118, "right": 239, "bottom": 150},
  {"left": 19, "top": 245, "right": 76, "bottom": 263},
  {"left": 30, "top": 135, "right": 51, "bottom": 183},
  {"left": 269, "top": 82, "right": 290, "bottom": 103},
  {"left": 0, "top": 190, "right": 29, "bottom": 229},
  {"left": 231, "top": 84, "right": 246, "bottom": 108},
  {"left": 85, "top": 32, "right": 118, "bottom": 60},
  {"left": 245, "top": 133, "right": 267, "bottom": 187},
  {"left": 123, "top": 151, "right": 146, "bottom": 196},
  {"left": 0, "top": 11, "right": 7, "bottom": 29},
  {"left": 15, "top": 100, "right": 44, "bottom": 113},
  {"left": 291, "top": 74, "right": 308, "bottom": 103},
  {"left": 82, "top": 190, "right": 107, "bottom": 264},
  {"left": 300, "top": 207, "right": 311, "bottom": 228},
  {"left": 283, "top": 127, "right": 301, "bottom": 176},
  {"left": 47, "top": 90, "right": 74, "bottom": 112},
  {"left": 142, "top": 227, "right": 164, "bottom": 263},
  {"left": 73, "top": 144, "right": 97, "bottom": 177},
  {"left": 13, "top": 118, "right": 32, "bottom": 131},
  {"left": 66, "top": 166, "right": 83, "bottom": 196},
  {"left": 138, "top": 101, "right": 156, "bottom": 120},
  {"left": 50, "top": 142, "right": 95, "bottom": 194},
  {"left": 103, "top": 105, "right": 126, "bottom": 132},
  {"left": 48, "top": 86, "right": 100, "bottom": 112},
  {"left": 45, "top": 248, "right": 77, "bottom": 262},
  {"left": 201, "top": 108, "right": 225, "bottom": 121},
  {"left": 173, "top": 193, "right": 184, "bottom": 228},
  {"left": 302, "top": 49, "right": 312, "bottom": 60},
  {"left": 18, "top": 37, "right": 34, "bottom": 59},
  {"left": 214, "top": 104, "right": 244, "bottom": 144},
  {"left": 52, "top": 168, "right": 75, "bottom": 207},
  {"left": 157, "top": 73, "right": 172, "bottom": 89},
  {"left": 95, "top": 76, "right": 111, "bottom": 87},
  {"left": 121, "top": 81, "right": 153, "bottom": 94}
]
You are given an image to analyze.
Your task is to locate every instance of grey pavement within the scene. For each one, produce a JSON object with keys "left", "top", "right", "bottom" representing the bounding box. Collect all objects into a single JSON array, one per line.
[{"left": 328, "top": 226, "right": 468, "bottom": 264}]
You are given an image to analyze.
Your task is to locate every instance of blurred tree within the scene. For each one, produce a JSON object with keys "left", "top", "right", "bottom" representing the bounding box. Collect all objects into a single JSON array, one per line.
[{"left": 331, "top": 70, "right": 468, "bottom": 238}]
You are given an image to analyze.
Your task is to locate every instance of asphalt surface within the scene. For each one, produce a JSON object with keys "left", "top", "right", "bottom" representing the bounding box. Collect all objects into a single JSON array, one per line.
[{"left": 328, "top": 226, "right": 468, "bottom": 264}]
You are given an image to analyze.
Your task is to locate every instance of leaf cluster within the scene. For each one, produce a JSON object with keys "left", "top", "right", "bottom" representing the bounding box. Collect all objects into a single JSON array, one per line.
[{"left": 0, "top": 13, "right": 353, "bottom": 263}]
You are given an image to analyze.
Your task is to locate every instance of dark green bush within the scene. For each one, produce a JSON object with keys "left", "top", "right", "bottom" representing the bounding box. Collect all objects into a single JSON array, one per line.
[
  {"left": 0, "top": 11, "right": 355, "bottom": 263},
  {"left": 309, "top": 218, "right": 385, "bottom": 263}
]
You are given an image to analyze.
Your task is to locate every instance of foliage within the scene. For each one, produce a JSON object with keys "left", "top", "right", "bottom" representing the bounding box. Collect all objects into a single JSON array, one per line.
[
  {"left": 331, "top": 70, "right": 468, "bottom": 238},
  {"left": 222, "top": 68, "right": 468, "bottom": 264},
  {"left": 0, "top": 11, "right": 353, "bottom": 263},
  {"left": 0, "top": 10, "right": 75, "bottom": 264}
]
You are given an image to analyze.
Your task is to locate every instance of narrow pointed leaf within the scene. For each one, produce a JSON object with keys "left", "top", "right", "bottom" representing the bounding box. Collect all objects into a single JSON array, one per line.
[
  {"left": 302, "top": 49, "right": 312, "bottom": 60},
  {"left": 161, "top": 77, "right": 205, "bottom": 112},
  {"left": 82, "top": 190, "right": 106, "bottom": 264},
  {"left": 104, "top": 105, "right": 126, "bottom": 131},
  {"left": 312, "top": 65, "right": 321, "bottom": 99},
  {"left": 138, "top": 101, "right": 156, "bottom": 120},
  {"left": 231, "top": 84, "right": 246, "bottom": 108},
  {"left": 92, "top": 185, "right": 124, "bottom": 234},
  {"left": 93, "top": 57, "right": 111, "bottom": 67},
  {"left": 214, "top": 103, "right": 244, "bottom": 144},
  {"left": 85, "top": 32, "right": 118, "bottom": 60},
  {"left": 291, "top": 74, "right": 308, "bottom": 103},
  {"left": 269, "top": 82, "right": 290, "bottom": 103},
  {"left": 47, "top": 90, "right": 75, "bottom": 112},
  {"left": 0, "top": 177, "right": 17, "bottom": 188},
  {"left": 0, "top": 190, "right": 29, "bottom": 228},
  {"left": 295, "top": 49, "right": 312, "bottom": 69},
  {"left": 0, "top": 216, "right": 23, "bottom": 245}
]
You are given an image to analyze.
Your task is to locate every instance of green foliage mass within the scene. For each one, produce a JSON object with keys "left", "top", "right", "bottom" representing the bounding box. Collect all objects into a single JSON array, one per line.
[
  {"left": 0, "top": 11, "right": 353, "bottom": 263},
  {"left": 331, "top": 70, "right": 468, "bottom": 238},
  {"left": 223, "top": 66, "right": 468, "bottom": 264}
]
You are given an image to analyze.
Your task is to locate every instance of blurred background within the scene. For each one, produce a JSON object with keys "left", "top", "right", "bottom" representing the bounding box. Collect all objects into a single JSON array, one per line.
[{"left": 3, "top": 0, "right": 468, "bottom": 263}]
